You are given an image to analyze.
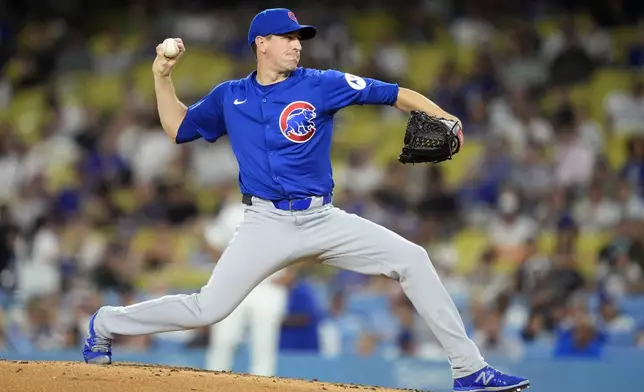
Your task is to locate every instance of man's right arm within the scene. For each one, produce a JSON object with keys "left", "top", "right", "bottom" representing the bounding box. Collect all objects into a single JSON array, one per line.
[
  {"left": 154, "top": 75, "right": 188, "bottom": 142},
  {"left": 152, "top": 38, "right": 227, "bottom": 144}
]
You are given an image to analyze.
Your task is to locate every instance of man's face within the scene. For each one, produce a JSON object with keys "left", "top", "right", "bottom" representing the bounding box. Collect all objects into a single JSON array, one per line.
[{"left": 259, "top": 32, "right": 302, "bottom": 72}]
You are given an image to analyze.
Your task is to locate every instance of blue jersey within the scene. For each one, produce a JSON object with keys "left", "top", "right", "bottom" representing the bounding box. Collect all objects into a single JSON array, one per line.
[{"left": 176, "top": 67, "right": 399, "bottom": 200}]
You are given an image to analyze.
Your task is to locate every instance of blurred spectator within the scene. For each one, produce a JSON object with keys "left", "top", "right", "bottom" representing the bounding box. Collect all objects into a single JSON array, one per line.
[
  {"left": 449, "top": 1, "right": 494, "bottom": 47},
  {"left": 616, "top": 180, "right": 644, "bottom": 221},
  {"left": 0, "top": 205, "right": 18, "bottom": 295},
  {"left": 520, "top": 311, "right": 551, "bottom": 344},
  {"left": 463, "top": 96, "right": 490, "bottom": 137},
  {"left": 491, "top": 87, "right": 553, "bottom": 157},
  {"left": 463, "top": 49, "right": 501, "bottom": 103},
  {"left": 372, "top": 31, "right": 408, "bottom": 85},
  {"left": 459, "top": 137, "right": 513, "bottom": 212},
  {"left": 581, "top": 18, "right": 614, "bottom": 65},
  {"left": 534, "top": 188, "right": 569, "bottom": 230},
  {"left": 416, "top": 166, "right": 460, "bottom": 224},
  {"left": 597, "top": 299, "right": 636, "bottom": 333},
  {"left": 514, "top": 238, "right": 553, "bottom": 302},
  {"left": 500, "top": 22, "right": 546, "bottom": 92},
  {"left": 131, "top": 125, "right": 181, "bottom": 186},
  {"left": 573, "top": 103, "right": 604, "bottom": 156},
  {"left": 13, "top": 296, "right": 69, "bottom": 351},
  {"left": 543, "top": 15, "right": 595, "bottom": 86},
  {"left": 509, "top": 142, "right": 552, "bottom": 208},
  {"left": 319, "top": 291, "right": 370, "bottom": 358},
  {"left": 597, "top": 239, "right": 644, "bottom": 298},
  {"left": 371, "top": 164, "right": 411, "bottom": 232},
  {"left": 604, "top": 80, "right": 644, "bottom": 135},
  {"left": 280, "top": 278, "right": 323, "bottom": 353},
  {"left": 638, "top": 329, "right": 644, "bottom": 348},
  {"left": 553, "top": 119, "right": 596, "bottom": 189},
  {"left": 468, "top": 248, "right": 511, "bottom": 310},
  {"left": 0, "top": 131, "right": 26, "bottom": 201},
  {"left": 473, "top": 307, "right": 524, "bottom": 360},
  {"left": 91, "top": 30, "right": 136, "bottom": 75},
  {"left": 627, "top": 24, "right": 644, "bottom": 67},
  {"left": 572, "top": 180, "right": 622, "bottom": 232},
  {"left": 431, "top": 61, "right": 467, "bottom": 122},
  {"left": 529, "top": 252, "right": 586, "bottom": 325},
  {"left": 620, "top": 136, "right": 644, "bottom": 197},
  {"left": 488, "top": 190, "right": 538, "bottom": 261},
  {"left": 390, "top": 294, "right": 417, "bottom": 357},
  {"left": 401, "top": 4, "right": 436, "bottom": 43},
  {"left": 554, "top": 306, "right": 606, "bottom": 358},
  {"left": 335, "top": 148, "right": 384, "bottom": 198},
  {"left": 91, "top": 242, "right": 135, "bottom": 292}
]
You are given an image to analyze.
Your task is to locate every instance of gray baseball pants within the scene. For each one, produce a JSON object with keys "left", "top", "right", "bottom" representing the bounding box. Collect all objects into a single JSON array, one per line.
[{"left": 93, "top": 196, "right": 486, "bottom": 378}]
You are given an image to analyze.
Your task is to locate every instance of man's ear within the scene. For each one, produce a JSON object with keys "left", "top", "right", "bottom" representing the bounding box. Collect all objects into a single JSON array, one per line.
[{"left": 255, "top": 35, "right": 272, "bottom": 54}]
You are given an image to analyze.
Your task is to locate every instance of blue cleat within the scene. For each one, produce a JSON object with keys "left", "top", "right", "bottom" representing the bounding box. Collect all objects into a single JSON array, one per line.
[
  {"left": 454, "top": 365, "right": 530, "bottom": 392},
  {"left": 82, "top": 310, "right": 113, "bottom": 365}
]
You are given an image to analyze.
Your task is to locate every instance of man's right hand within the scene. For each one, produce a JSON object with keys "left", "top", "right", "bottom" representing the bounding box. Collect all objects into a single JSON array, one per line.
[{"left": 152, "top": 38, "right": 186, "bottom": 78}]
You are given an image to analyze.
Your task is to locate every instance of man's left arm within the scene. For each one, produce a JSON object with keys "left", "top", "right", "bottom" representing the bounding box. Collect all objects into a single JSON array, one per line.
[
  {"left": 393, "top": 87, "right": 461, "bottom": 126},
  {"left": 320, "top": 69, "right": 461, "bottom": 126}
]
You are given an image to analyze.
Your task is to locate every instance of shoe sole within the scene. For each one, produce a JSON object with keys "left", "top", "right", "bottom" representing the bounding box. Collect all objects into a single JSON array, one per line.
[
  {"left": 454, "top": 380, "right": 530, "bottom": 392},
  {"left": 86, "top": 355, "right": 112, "bottom": 365}
]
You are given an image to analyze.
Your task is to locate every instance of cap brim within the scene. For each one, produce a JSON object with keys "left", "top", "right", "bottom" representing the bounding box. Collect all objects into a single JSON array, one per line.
[
  {"left": 277, "top": 25, "right": 316, "bottom": 40},
  {"left": 296, "top": 25, "right": 317, "bottom": 40}
]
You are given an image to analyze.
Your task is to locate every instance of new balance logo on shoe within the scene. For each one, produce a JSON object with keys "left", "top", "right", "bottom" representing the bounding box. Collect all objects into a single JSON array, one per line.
[{"left": 475, "top": 372, "right": 494, "bottom": 386}]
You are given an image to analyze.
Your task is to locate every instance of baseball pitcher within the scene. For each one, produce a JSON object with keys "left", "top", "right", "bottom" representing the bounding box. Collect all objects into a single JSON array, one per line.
[{"left": 83, "top": 8, "right": 530, "bottom": 392}]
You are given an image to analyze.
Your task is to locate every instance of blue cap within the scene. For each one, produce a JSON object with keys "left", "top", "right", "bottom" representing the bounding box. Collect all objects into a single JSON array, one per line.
[{"left": 248, "top": 8, "right": 317, "bottom": 47}]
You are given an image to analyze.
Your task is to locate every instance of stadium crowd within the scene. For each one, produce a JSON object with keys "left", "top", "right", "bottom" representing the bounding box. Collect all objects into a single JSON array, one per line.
[{"left": 0, "top": 0, "right": 644, "bottom": 364}]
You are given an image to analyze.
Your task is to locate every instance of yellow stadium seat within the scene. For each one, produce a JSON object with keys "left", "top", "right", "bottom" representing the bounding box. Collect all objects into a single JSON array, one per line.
[
  {"left": 80, "top": 74, "right": 126, "bottom": 110},
  {"left": 452, "top": 229, "right": 489, "bottom": 274},
  {"left": 576, "top": 231, "right": 612, "bottom": 277},
  {"left": 407, "top": 44, "right": 449, "bottom": 92},
  {"left": 194, "top": 187, "right": 221, "bottom": 214},
  {"left": 136, "top": 267, "right": 211, "bottom": 290},
  {"left": 537, "top": 231, "right": 557, "bottom": 255},
  {"left": 132, "top": 61, "right": 155, "bottom": 103},
  {"left": 8, "top": 88, "right": 47, "bottom": 143},
  {"left": 535, "top": 16, "right": 561, "bottom": 38},
  {"left": 111, "top": 188, "right": 138, "bottom": 215},
  {"left": 44, "top": 163, "right": 79, "bottom": 193},
  {"left": 590, "top": 69, "right": 632, "bottom": 123},
  {"left": 346, "top": 11, "right": 395, "bottom": 49},
  {"left": 130, "top": 227, "right": 155, "bottom": 254},
  {"left": 90, "top": 32, "right": 141, "bottom": 56},
  {"left": 451, "top": 45, "right": 478, "bottom": 75},
  {"left": 171, "top": 50, "right": 235, "bottom": 96},
  {"left": 437, "top": 139, "right": 484, "bottom": 187},
  {"left": 607, "top": 132, "right": 631, "bottom": 170},
  {"left": 611, "top": 26, "right": 639, "bottom": 64}
]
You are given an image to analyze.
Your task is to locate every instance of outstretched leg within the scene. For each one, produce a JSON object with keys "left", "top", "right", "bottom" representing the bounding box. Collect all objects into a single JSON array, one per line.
[
  {"left": 302, "top": 207, "right": 529, "bottom": 391},
  {"left": 84, "top": 203, "right": 301, "bottom": 364}
]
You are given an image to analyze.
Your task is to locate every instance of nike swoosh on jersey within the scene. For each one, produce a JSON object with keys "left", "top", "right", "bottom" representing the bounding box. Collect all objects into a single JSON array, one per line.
[{"left": 234, "top": 99, "right": 247, "bottom": 105}]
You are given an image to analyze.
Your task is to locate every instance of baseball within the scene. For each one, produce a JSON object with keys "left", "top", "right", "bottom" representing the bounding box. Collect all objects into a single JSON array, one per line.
[{"left": 162, "top": 38, "right": 180, "bottom": 58}]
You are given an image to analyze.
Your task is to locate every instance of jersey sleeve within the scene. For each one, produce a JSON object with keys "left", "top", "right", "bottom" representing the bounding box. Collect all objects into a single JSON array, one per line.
[
  {"left": 318, "top": 69, "right": 399, "bottom": 113},
  {"left": 176, "top": 81, "right": 230, "bottom": 144}
]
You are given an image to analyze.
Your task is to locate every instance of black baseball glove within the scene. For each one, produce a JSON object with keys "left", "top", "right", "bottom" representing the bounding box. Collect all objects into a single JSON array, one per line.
[{"left": 398, "top": 110, "right": 464, "bottom": 164}]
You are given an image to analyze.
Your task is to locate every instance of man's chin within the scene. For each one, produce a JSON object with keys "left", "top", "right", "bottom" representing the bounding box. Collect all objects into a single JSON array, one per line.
[{"left": 284, "top": 59, "right": 300, "bottom": 71}]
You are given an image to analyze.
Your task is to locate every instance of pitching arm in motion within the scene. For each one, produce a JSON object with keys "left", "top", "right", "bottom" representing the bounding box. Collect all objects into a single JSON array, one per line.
[
  {"left": 152, "top": 38, "right": 188, "bottom": 141},
  {"left": 152, "top": 38, "right": 229, "bottom": 144}
]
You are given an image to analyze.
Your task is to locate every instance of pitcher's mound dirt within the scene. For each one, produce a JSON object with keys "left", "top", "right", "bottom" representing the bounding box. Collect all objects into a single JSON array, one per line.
[{"left": 0, "top": 360, "right": 416, "bottom": 392}]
